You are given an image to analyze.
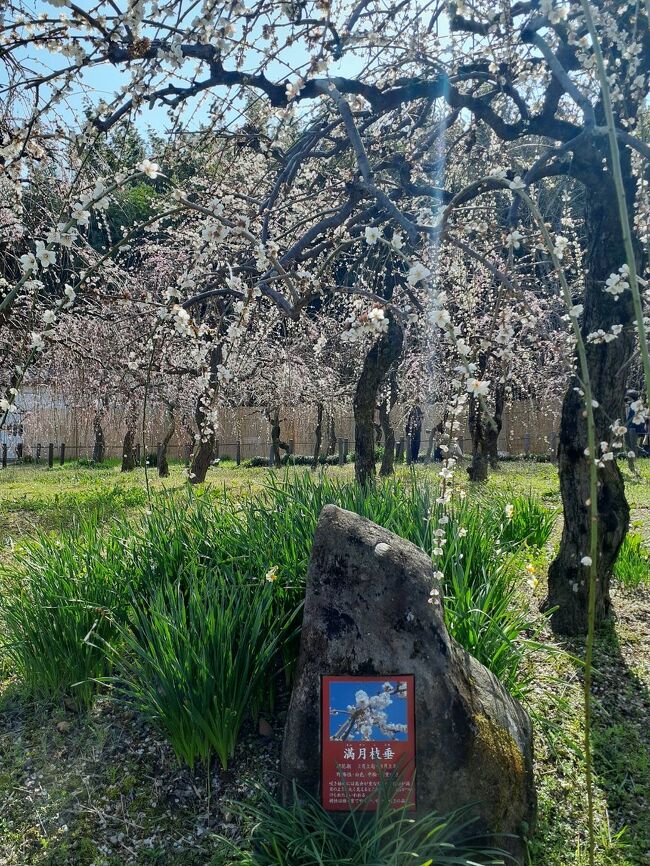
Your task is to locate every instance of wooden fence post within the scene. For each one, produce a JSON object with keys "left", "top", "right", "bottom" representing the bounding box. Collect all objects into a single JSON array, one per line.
[
  {"left": 59, "top": 443, "right": 65, "bottom": 465},
  {"left": 184, "top": 444, "right": 191, "bottom": 467},
  {"left": 135, "top": 443, "right": 141, "bottom": 465},
  {"left": 36, "top": 443, "right": 41, "bottom": 462},
  {"left": 48, "top": 443, "right": 54, "bottom": 468},
  {"left": 16, "top": 443, "right": 23, "bottom": 461},
  {"left": 523, "top": 432, "right": 531, "bottom": 456},
  {"left": 406, "top": 434, "right": 412, "bottom": 465},
  {"left": 395, "top": 438, "right": 405, "bottom": 462},
  {"left": 236, "top": 438, "right": 241, "bottom": 466},
  {"left": 215, "top": 440, "right": 220, "bottom": 460},
  {"left": 1, "top": 444, "right": 6, "bottom": 469},
  {"left": 269, "top": 444, "right": 276, "bottom": 467},
  {"left": 338, "top": 438, "right": 345, "bottom": 466}
]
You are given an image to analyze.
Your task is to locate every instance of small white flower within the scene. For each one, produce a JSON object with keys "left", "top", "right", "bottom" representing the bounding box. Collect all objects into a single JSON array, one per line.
[
  {"left": 70, "top": 202, "right": 91, "bottom": 225},
  {"left": 29, "top": 331, "right": 46, "bottom": 352},
  {"left": 20, "top": 252, "right": 37, "bottom": 273},
  {"left": 580, "top": 555, "right": 592, "bottom": 567},
  {"left": 466, "top": 378, "right": 490, "bottom": 397},
  {"left": 364, "top": 226, "right": 381, "bottom": 245},
  {"left": 42, "top": 310, "right": 56, "bottom": 325},
  {"left": 430, "top": 308, "right": 451, "bottom": 329},
  {"left": 35, "top": 241, "right": 56, "bottom": 269},
  {"left": 137, "top": 158, "right": 160, "bottom": 179},
  {"left": 407, "top": 261, "right": 431, "bottom": 285},
  {"left": 508, "top": 175, "right": 526, "bottom": 190}
]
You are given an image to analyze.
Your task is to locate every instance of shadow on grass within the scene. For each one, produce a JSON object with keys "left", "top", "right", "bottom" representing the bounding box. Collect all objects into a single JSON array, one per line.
[{"left": 563, "top": 601, "right": 650, "bottom": 863}]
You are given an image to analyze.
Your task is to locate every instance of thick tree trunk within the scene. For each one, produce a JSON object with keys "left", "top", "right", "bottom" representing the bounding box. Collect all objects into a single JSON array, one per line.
[
  {"left": 486, "top": 383, "right": 505, "bottom": 470},
  {"left": 121, "top": 427, "right": 136, "bottom": 472},
  {"left": 353, "top": 315, "right": 403, "bottom": 486},
  {"left": 92, "top": 412, "right": 105, "bottom": 463},
  {"left": 467, "top": 394, "right": 489, "bottom": 482},
  {"left": 158, "top": 404, "right": 175, "bottom": 478},
  {"left": 312, "top": 403, "right": 324, "bottom": 471},
  {"left": 189, "top": 347, "right": 220, "bottom": 484},
  {"left": 379, "top": 373, "right": 398, "bottom": 477},
  {"left": 547, "top": 159, "right": 635, "bottom": 635}
]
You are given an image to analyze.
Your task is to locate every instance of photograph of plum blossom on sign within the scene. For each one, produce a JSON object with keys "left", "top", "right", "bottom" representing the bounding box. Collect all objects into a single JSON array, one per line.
[{"left": 329, "top": 680, "right": 409, "bottom": 741}]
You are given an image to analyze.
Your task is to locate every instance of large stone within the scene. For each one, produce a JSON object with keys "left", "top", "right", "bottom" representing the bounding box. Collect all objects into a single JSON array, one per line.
[{"left": 281, "top": 505, "right": 536, "bottom": 863}]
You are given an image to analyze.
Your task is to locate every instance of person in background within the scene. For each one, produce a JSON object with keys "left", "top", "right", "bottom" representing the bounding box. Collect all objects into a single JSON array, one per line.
[{"left": 406, "top": 403, "right": 423, "bottom": 464}]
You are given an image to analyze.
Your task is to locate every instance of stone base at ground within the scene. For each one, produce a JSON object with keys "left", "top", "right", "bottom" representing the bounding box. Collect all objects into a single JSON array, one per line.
[{"left": 281, "top": 504, "right": 536, "bottom": 863}]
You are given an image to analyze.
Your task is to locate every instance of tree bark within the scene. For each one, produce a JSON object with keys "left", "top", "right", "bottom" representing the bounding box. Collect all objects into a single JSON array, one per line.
[
  {"left": 379, "top": 372, "right": 398, "bottom": 477},
  {"left": 311, "top": 402, "right": 324, "bottom": 471},
  {"left": 327, "top": 411, "right": 337, "bottom": 456},
  {"left": 486, "top": 382, "right": 505, "bottom": 470},
  {"left": 547, "top": 155, "right": 636, "bottom": 635},
  {"left": 121, "top": 427, "right": 136, "bottom": 472},
  {"left": 466, "top": 393, "right": 489, "bottom": 482},
  {"left": 378, "top": 399, "right": 395, "bottom": 476},
  {"left": 353, "top": 315, "right": 403, "bottom": 486},
  {"left": 189, "top": 347, "right": 221, "bottom": 484},
  {"left": 158, "top": 403, "right": 175, "bottom": 478},
  {"left": 92, "top": 411, "right": 105, "bottom": 463}
]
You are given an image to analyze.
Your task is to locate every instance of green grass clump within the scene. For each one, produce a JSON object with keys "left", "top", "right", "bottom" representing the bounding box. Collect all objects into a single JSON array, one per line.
[
  {"left": 110, "top": 572, "right": 292, "bottom": 770},
  {"left": 484, "top": 492, "right": 558, "bottom": 551},
  {"left": 613, "top": 532, "right": 650, "bottom": 588},
  {"left": 221, "top": 781, "right": 509, "bottom": 866},
  {"left": 0, "top": 522, "right": 128, "bottom": 706}
]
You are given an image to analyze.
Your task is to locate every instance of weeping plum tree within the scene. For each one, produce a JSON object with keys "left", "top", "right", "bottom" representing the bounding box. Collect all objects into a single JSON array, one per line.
[{"left": 1, "top": 0, "right": 648, "bottom": 634}]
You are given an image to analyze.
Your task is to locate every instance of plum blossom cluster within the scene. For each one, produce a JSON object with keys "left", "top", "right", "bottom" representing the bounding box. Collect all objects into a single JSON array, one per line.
[{"left": 330, "top": 683, "right": 408, "bottom": 741}]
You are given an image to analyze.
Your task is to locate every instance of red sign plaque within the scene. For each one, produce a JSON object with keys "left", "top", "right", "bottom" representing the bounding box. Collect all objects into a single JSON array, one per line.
[{"left": 321, "top": 675, "right": 416, "bottom": 811}]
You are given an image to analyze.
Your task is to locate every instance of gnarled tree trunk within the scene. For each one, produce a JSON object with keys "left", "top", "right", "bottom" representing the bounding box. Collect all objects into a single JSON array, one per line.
[
  {"left": 354, "top": 315, "right": 403, "bottom": 487},
  {"left": 379, "top": 372, "right": 398, "bottom": 477},
  {"left": 190, "top": 347, "right": 221, "bottom": 484},
  {"left": 486, "top": 382, "right": 505, "bottom": 470},
  {"left": 121, "top": 426, "right": 136, "bottom": 472},
  {"left": 547, "top": 157, "right": 636, "bottom": 635}
]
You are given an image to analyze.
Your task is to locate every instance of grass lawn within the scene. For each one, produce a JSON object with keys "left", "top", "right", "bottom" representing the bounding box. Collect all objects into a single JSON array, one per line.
[{"left": 0, "top": 458, "right": 648, "bottom": 865}]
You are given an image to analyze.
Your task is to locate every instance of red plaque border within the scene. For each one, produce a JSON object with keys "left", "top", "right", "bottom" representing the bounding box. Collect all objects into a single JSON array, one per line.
[{"left": 320, "top": 674, "right": 416, "bottom": 812}]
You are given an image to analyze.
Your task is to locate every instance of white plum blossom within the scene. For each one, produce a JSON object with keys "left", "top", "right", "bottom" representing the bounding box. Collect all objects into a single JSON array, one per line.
[
  {"left": 330, "top": 682, "right": 408, "bottom": 741},
  {"left": 19, "top": 252, "right": 37, "bottom": 273},
  {"left": 29, "top": 332, "right": 45, "bottom": 352},
  {"left": 553, "top": 236, "right": 570, "bottom": 260},
  {"left": 364, "top": 226, "right": 380, "bottom": 245},
  {"left": 604, "top": 265, "right": 630, "bottom": 299},
  {"left": 70, "top": 202, "right": 90, "bottom": 226},
  {"left": 466, "top": 377, "right": 490, "bottom": 397},
  {"left": 508, "top": 175, "right": 526, "bottom": 190},
  {"left": 367, "top": 307, "right": 388, "bottom": 333},
  {"left": 35, "top": 241, "right": 56, "bottom": 269},
  {"left": 430, "top": 308, "right": 451, "bottom": 329},
  {"left": 137, "top": 158, "right": 160, "bottom": 179},
  {"left": 407, "top": 261, "right": 431, "bottom": 285},
  {"left": 0, "top": 398, "right": 16, "bottom": 413}
]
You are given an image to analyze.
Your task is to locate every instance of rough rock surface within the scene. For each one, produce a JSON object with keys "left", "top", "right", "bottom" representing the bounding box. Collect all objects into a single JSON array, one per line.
[{"left": 281, "top": 505, "right": 536, "bottom": 863}]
